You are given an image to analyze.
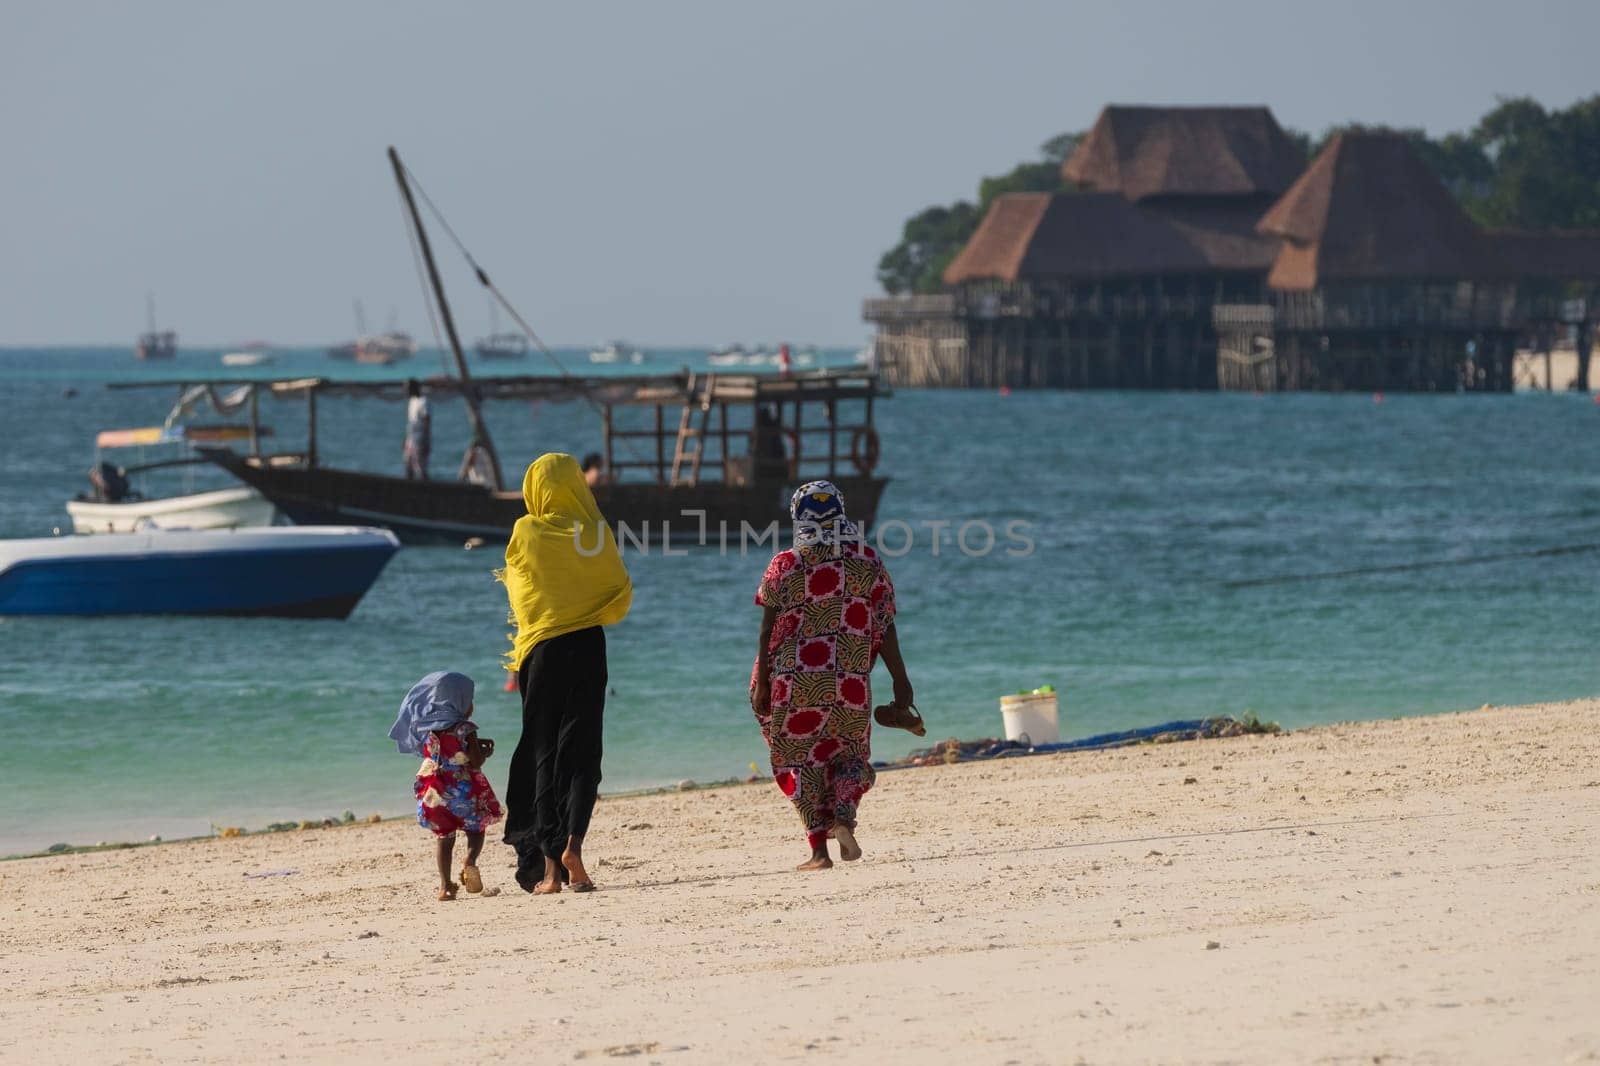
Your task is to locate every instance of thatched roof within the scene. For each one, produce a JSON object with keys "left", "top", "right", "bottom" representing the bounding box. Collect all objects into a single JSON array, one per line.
[
  {"left": 1488, "top": 230, "right": 1600, "bottom": 279},
  {"left": 942, "top": 192, "right": 1278, "bottom": 284},
  {"left": 1062, "top": 106, "right": 1305, "bottom": 201},
  {"left": 1258, "top": 132, "right": 1490, "bottom": 289}
]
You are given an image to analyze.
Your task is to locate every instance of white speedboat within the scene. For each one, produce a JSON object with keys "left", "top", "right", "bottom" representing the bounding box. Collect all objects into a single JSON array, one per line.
[
  {"left": 67, "top": 485, "right": 275, "bottom": 534},
  {"left": 66, "top": 422, "right": 278, "bottom": 535}
]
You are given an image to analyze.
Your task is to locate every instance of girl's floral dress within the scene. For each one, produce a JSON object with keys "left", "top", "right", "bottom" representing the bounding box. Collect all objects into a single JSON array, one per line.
[
  {"left": 752, "top": 539, "right": 897, "bottom": 847},
  {"left": 415, "top": 722, "right": 503, "bottom": 837}
]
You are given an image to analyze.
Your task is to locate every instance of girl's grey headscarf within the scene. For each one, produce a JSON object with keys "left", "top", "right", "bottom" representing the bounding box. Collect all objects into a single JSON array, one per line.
[{"left": 389, "top": 671, "right": 475, "bottom": 755}]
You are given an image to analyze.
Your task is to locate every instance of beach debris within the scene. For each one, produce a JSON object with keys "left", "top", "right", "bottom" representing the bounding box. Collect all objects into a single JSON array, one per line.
[
  {"left": 574, "top": 1042, "right": 663, "bottom": 1059},
  {"left": 357, "top": 930, "right": 380, "bottom": 939},
  {"left": 243, "top": 869, "right": 300, "bottom": 879},
  {"left": 482, "top": 887, "right": 501, "bottom": 897},
  {"left": 1183, "top": 777, "right": 1198, "bottom": 785},
  {"left": 365, "top": 814, "right": 382, "bottom": 824},
  {"left": 219, "top": 827, "right": 242, "bottom": 838},
  {"left": 676, "top": 780, "right": 698, "bottom": 791},
  {"left": 1206, "top": 940, "right": 1221, "bottom": 950},
  {"left": 148, "top": 834, "right": 161, "bottom": 842},
  {"left": 624, "top": 823, "right": 653, "bottom": 831},
  {"left": 887, "top": 715, "right": 1280, "bottom": 772},
  {"left": 340, "top": 810, "right": 356, "bottom": 824},
  {"left": 46, "top": 843, "right": 70, "bottom": 854}
]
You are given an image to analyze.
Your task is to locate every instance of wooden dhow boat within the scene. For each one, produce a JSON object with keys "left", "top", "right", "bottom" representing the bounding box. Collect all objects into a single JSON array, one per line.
[
  {"left": 191, "top": 369, "right": 889, "bottom": 544},
  {"left": 120, "top": 148, "right": 892, "bottom": 545}
]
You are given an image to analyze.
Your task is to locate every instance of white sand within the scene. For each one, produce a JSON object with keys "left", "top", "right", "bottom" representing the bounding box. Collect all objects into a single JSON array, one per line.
[{"left": 4, "top": 699, "right": 1599, "bottom": 1064}]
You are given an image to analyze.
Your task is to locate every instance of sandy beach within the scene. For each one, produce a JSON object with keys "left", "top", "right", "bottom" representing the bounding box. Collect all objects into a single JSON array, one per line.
[{"left": 4, "top": 699, "right": 1598, "bottom": 1064}]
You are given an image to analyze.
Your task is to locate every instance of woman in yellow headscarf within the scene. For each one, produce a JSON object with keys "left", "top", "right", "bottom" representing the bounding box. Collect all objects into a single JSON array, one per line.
[{"left": 499, "top": 453, "right": 632, "bottom": 894}]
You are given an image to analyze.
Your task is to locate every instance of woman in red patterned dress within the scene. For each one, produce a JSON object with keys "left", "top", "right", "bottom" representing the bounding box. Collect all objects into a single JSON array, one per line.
[{"left": 752, "top": 481, "right": 915, "bottom": 871}]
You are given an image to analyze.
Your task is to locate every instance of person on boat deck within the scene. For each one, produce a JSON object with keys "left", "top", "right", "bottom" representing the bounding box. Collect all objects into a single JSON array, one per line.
[
  {"left": 751, "top": 480, "right": 916, "bottom": 871},
  {"left": 754, "top": 405, "right": 788, "bottom": 480},
  {"left": 499, "top": 453, "right": 632, "bottom": 894},
  {"left": 403, "top": 378, "right": 431, "bottom": 480},
  {"left": 581, "top": 452, "right": 609, "bottom": 488}
]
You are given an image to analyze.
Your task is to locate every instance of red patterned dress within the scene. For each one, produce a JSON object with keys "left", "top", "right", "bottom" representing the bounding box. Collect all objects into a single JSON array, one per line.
[
  {"left": 415, "top": 723, "right": 503, "bottom": 837},
  {"left": 753, "top": 540, "right": 896, "bottom": 845}
]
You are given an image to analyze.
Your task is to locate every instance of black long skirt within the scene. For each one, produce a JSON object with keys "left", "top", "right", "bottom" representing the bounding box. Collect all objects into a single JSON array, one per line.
[{"left": 502, "top": 625, "right": 608, "bottom": 877}]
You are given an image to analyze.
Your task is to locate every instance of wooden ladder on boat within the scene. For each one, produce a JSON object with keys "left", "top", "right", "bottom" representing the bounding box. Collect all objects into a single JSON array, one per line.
[{"left": 670, "top": 373, "right": 716, "bottom": 487}]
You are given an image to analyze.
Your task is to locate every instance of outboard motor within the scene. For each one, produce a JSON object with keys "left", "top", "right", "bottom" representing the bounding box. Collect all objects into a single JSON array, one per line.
[{"left": 89, "top": 461, "right": 132, "bottom": 503}]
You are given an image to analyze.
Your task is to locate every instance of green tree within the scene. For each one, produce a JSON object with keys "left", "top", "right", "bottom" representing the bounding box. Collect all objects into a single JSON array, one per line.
[
  {"left": 1470, "top": 95, "right": 1600, "bottom": 229},
  {"left": 877, "top": 201, "right": 982, "bottom": 295},
  {"left": 877, "top": 132, "right": 1081, "bottom": 294}
]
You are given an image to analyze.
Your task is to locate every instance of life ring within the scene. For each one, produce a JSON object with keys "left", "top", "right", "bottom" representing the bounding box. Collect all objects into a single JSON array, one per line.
[{"left": 850, "top": 426, "right": 880, "bottom": 476}]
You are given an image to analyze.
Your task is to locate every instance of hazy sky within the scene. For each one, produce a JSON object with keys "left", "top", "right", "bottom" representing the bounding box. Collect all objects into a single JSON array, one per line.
[{"left": 3, "top": 1, "right": 1596, "bottom": 347}]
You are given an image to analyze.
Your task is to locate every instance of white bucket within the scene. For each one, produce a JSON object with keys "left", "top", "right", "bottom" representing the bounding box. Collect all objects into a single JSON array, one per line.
[{"left": 999, "top": 691, "right": 1060, "bottom": 746}]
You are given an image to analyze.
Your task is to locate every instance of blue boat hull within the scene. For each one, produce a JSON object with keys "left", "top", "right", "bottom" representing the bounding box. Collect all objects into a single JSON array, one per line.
[{"left": 0, "top": 540, "right": 398, "bottom": 619}]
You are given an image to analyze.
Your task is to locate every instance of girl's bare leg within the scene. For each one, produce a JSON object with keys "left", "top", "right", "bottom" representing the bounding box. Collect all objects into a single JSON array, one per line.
[
  {"left": 459, "top": 831, "right": 485, "bottom": 892},
  {"left": 435, "top": 834, "right": 458, "bottom": 900}
]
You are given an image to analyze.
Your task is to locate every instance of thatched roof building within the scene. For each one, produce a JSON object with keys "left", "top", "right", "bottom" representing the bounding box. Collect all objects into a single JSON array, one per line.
[
  {"left": 1062, "top": 105, "right": 1305, "bottom": 201},
  {"left": 867, "top": 103, "right": 1600, "bottom": 392},
  {"left": 942, "top": 191, "right": 1281, "bottom": 285},
  {"left": 1257, "top": 132, "right": 1491, "bottom": 289},
  {"left": 944, "top": 105, "right": 1298, "bottom": 288}
]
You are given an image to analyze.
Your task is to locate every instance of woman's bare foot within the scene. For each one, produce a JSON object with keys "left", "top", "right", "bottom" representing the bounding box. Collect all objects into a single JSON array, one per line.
[
  {"left": 834, "top": 824, "right": 862, "bottom": 862},
  {"left": 437, "top": 882, "right": 459, "bottom": 901},
  {"left": 534, "top": 856, "right": 565, "bottom": 894},
  {"left": 797, "top": 839, "right": 832, "bottom": 871},
  {"left": 563, "top": 846, "right": 595, "bottom": 892}
]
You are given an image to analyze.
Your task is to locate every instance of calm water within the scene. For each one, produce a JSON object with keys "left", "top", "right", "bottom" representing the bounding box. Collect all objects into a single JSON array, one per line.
[{"left": 4, "top": 346, "right": 1599, "bottom": 855}]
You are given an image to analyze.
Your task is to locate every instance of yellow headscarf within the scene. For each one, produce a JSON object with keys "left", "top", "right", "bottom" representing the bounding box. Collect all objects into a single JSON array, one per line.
[{"left": 498, "top": 453, "right": 632, "bottom": 671}]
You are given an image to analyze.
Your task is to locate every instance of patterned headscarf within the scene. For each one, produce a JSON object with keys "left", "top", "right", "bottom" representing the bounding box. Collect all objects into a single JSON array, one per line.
[
  {"left": 389, "top": 671, "right": 475, "bottom": 755},
  {"left": 790, "top": 480, "right": 859, "bottom": 549}
]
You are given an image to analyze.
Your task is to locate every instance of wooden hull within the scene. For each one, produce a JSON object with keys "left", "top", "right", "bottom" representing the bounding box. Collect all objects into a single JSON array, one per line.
[{"left": 201, "top": 449, "right": 889, "bottom": 545}]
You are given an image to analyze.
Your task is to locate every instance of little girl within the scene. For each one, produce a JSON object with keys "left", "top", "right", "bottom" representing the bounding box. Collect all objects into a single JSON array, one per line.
[{"left": 389, "top": 671, "right": 503, "bottom": 900}]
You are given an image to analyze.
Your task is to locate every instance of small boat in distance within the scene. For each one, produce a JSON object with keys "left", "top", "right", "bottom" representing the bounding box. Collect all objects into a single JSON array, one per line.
[
  {"left": 135, "top": 294, "right": 177, "bottom": 360},
  {"left": 327, "top": 301, "right": 417, "bottom": 363},
  {"left": 589, "top": 341, "right": 645, "bottom": 365},
  {"left": 221, "top": 351, "right": 274, "bottom": 367},
  {"left": 474, "top": 301, "right": 528, "bottom": 359},
  {"left": 0, "top": 527, "right": 399, "bottom": 618}
]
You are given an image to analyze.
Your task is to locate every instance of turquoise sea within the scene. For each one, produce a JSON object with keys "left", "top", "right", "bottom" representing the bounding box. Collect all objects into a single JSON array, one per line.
[{"left": 4, "top": 345, "right": 1599, "bottom": 856}]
